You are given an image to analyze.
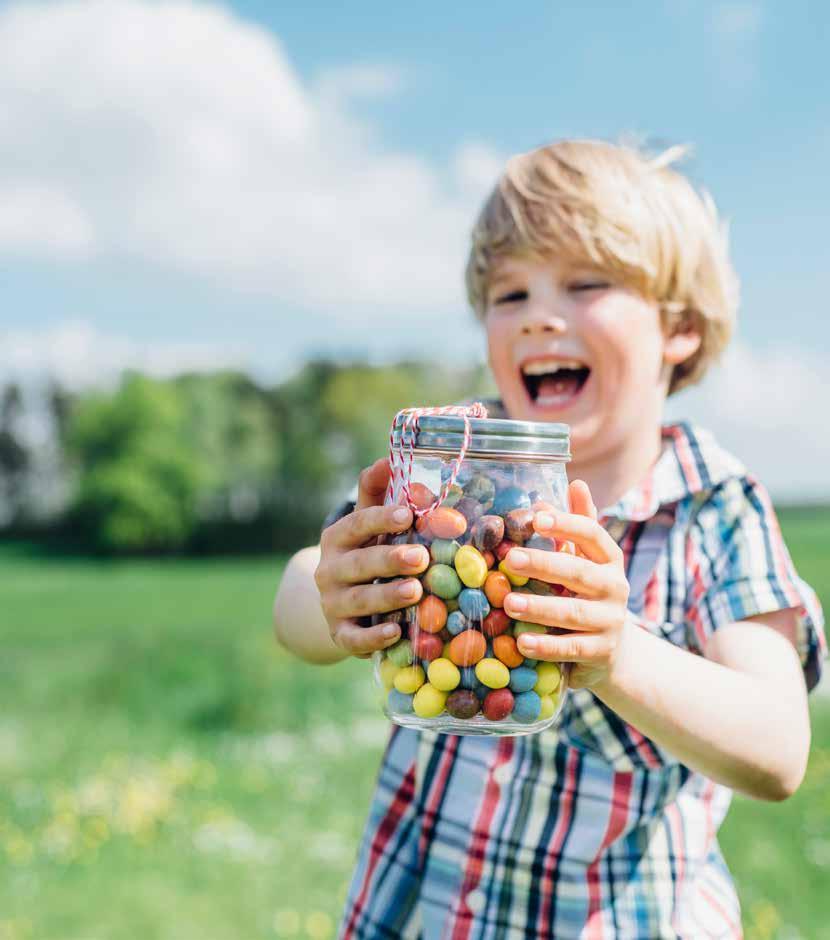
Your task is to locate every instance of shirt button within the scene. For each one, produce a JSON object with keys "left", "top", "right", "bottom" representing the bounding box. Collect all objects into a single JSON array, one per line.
[
  {"left": 465, "top": 888, "right": 486, "bottom": 914},
  {"left": 492, "top": 762, "right": 512, "bottom": 786}
]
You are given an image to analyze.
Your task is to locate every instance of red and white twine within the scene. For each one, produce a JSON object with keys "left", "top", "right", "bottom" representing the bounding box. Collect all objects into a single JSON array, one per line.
[{"left": 387, "top": 403, "right": 488, "bottom": 517}]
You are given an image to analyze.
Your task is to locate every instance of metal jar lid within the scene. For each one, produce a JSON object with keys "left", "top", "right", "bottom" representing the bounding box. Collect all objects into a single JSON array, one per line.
[{"left": 392, "top": 414, "right": 570, "bottom": 460}]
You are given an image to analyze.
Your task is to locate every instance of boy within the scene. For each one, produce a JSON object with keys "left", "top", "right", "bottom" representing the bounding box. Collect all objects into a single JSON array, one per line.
[{"left": 274, "top": 140, "right": 825, "bottom": 938}]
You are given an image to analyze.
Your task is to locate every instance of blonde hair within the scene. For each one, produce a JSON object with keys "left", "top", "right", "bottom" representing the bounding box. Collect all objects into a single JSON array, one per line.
[{"left": 465, "top": 139, "right": 739, "bottom": 394}]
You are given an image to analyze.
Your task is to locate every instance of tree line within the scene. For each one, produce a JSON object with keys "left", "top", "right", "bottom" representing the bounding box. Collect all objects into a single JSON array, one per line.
[{"left": 0, "top": 361, "right": 494, "bottom": 554}]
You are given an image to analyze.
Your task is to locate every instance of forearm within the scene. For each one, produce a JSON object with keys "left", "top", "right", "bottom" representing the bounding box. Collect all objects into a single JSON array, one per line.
[
  {"left": 592, "top": 618, "right": 811, "bottom": 801},
  {"left": 274, "top": 546, "right": 349, "bottom": 665}
]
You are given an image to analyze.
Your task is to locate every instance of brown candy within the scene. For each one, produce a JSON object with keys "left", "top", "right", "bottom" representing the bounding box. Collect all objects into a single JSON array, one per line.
[
  {"left": 455, "top": 497, "right": 485, "bottom": 526},
  {"left": 471, "top": 514, "right": 505, "bottom": 552},
  {"left": 504, "top": 508, "right": 535, "bottom": 543},
  {"left": 446, "top": 689, "right": 480, "bottom": 719}
]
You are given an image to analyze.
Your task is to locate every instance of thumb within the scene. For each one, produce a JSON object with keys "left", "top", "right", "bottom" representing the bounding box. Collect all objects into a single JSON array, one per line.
[
  {"left": 355, "top": 458, "right": 393, "bottom": 510},
  {"left": 568, "top": 479, "right": 597, "bottom": 520}
]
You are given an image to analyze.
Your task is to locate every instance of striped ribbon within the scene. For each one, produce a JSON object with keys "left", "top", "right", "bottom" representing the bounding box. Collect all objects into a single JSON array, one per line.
[{"left": 388, "top": 403, "right": 489, "bottom": 517}]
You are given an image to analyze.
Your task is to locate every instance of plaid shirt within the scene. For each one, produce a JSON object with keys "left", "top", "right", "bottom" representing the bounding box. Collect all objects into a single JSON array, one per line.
[{"left": 335, "top": 420, "right": 825, "bottom": 939}]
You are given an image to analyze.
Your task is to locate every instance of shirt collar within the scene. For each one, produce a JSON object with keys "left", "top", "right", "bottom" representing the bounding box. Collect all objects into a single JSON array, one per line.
[{"left": 600, "top": 422, "right": 747, "bottom": 522}]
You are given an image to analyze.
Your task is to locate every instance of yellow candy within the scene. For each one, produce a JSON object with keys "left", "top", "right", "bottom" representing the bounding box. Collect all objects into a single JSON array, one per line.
[
  {"left": 427, "top": 657, "right": 461, "bottom": 692},
  {"left": 454, "top": 545, "right": 489, "bottom": 588},
  {"left": 413, "top": 683, "right": 448, "bottom": 718},
  {"left": 538, "top": 693, "right": 559, "bottom": 720},
  {"left": 394, "top": 664, "right": 426, "bottom": 694},
  {"left": 475, "top": 657, "right": 510, "bottom": 689},
  {"left": 499, "top": 559, "right": 529, "bottom": 587},
  {"left": 378, "top": 657, "right": 400, "bottom": 690},
  {"left": 534, "top": 661, "right": 561, "bottom": 696}
]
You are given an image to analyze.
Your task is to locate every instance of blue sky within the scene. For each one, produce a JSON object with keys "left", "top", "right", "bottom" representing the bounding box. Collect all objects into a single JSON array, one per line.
[{"left": 0, "top": 0, "right": 827, "bottom": 496}]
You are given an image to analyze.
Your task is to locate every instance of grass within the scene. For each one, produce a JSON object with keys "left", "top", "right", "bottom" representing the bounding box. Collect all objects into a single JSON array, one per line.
[{"left": 0, "top": 507, "right": 827, "bottom": 940}]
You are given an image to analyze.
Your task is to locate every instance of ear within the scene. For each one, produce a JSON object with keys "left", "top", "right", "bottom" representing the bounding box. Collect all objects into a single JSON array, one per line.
[{"left": 663, "top": 329, "right": 701, "bottom": 366}]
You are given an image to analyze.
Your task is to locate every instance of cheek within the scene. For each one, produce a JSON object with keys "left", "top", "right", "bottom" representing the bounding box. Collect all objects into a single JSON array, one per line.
[
  {"left": 485, "top": 317, "right": 514, "bottom": 378},
  {"left": 589, "top": 306, "right": 664, "bottom": 378}
]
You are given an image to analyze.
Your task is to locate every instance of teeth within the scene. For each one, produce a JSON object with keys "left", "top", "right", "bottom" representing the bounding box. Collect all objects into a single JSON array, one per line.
[{"left": 521, "top": 359, "right": 587, "bottom": 376}]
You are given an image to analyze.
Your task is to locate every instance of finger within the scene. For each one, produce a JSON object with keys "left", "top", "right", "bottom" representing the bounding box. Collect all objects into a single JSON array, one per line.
[
  {"left": 504, "top": 548, "right": 621, "bottom": 599},
  {"left": 323, "top": 503, "right": 414, "bottom": 551},
  {"left": 356, "top": 459, "right": 393, "bottom": 511},
  {"left": 331, "top": 619, "right": 402, "bottom": 656},
  {"left": 329, "top": 577, "right": 423, "bottom": 621},
  {"left": 516, "top": 630, "right": 611, "bottom": 662},
  {"left": 503, "top": 592, "right": 618, "bottom": 632},
  {"left": 568, "top": 479, "right": 597, "bottom": 520},
  {"left": 532, "top": 511, "right": 621, "bottom": 565},
  {"left": 330, "top": 541, "right": 430, "bottom": 586}
]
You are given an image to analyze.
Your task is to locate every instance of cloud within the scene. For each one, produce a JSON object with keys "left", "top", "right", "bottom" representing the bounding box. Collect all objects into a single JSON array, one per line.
[
  {"left": 0, "top": 0, "right": 503, "bottom": 320},
  {"left": 0, "top": 319, "right": 249, "bottom": 389},
  {"left": 706, "top": 1, "right": 762, "bottom": 93},
  {"left": 667, "top": 341, "right": 830, "bottom": 501}
]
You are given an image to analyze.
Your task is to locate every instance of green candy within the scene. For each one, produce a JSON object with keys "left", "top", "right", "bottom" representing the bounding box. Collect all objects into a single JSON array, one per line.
[
  {"left": 387, "top": 639, "right": 414, "bottom": 667},
  {"left": 430, "top": 539, "right": 460, "bottom": 566},
  {"left": 513, "top": 621, "right": 548, "bottom": 638},
  {"left": 442, "top": 484, "right": 464, "bottom": 508},
  {"left": 464, "top": 474, "right": 496, "bottom": 505},
  {"left": 424, "top": 564, "right": 463, "bottom": 600}
]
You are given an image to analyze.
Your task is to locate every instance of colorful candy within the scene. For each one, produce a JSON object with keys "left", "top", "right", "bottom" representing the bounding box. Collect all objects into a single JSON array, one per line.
[
  {"left": 449, "top": 630, "right": 487, "bottom": 667},
  {"left": 475, "top": 657, "right": 510, "bottom": 689},
  {"left": 493, "top": 634, "right": 524, "bottom": 668},
  {"left": 417, "top": 595, "right": 448, "bottom": 633},
  {"left": 375, "top": 458, "right": 568, "bottom": 732},
  {"left": 446, "top": 689, "right": 480, "bottom": 719},
  {"left": 483, "top": 688, "right": 514, "bottom": 721},
  {"left": 427, "top": 657, "right": 461, "bottom": 692},
  {"left": 394, "top": 664, "right": 425, "bottom": 694},
  {"left": 424, "top": 564, "right": 463, "bottom": 599},
  {"left": 413, "top": 683, "right": 448, "bottom": 718},
  {"left": 458, "top": 588, "right": 490, "bottom": 620},
  {"left": 454, "top": 545, "right": 489, "bottom": 588},
  {"left": 512, "top": 690, "right": 542, "bottom": 723}
]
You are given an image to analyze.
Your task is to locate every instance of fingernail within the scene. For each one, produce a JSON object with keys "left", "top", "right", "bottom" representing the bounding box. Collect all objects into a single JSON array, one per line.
[
  {"left": 382, "top": 623, "right": 399, "bottom": 638},
  {"left": 535, "top": 512, "right": 554, "bottom": 530},
  {"left": 404, "top": 547, "right": 424, "bottom": 565},
  {"left": 507, "top": 593, "right": 527, "bottom": 612},
  {"left": 519, "top": 635, "right": 538, "bottom": 651},
  {"left": 393, "top": 507, "right": 410, "bottom": 524},
  {"left": 509, "top": 549, "right": 529, "bottom": 568},
  {"left": 398, "top": 579, "right": 419, "bottom": 599}
]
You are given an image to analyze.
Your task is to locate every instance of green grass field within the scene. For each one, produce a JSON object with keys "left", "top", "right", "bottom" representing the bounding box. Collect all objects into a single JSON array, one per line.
[{"left": 1, "top": 508, "right": 828, "bottom": 940}]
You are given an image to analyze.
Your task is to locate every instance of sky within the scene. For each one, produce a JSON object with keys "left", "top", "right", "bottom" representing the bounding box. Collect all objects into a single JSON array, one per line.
[{"left": 0, "top": 0, "right": 828, "bottom": 498}]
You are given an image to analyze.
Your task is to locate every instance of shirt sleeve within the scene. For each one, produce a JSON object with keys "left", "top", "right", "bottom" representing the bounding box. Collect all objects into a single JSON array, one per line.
[{"left": 684, "top": 475, "right": 826, "bottom": 692}]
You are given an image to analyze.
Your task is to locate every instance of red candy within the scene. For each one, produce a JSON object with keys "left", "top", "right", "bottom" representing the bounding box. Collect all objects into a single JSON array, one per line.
[
  {"left": 495, "top": 539, "right": 519, "bottom": 562},
  {"left": 410, "top": 631, "right": 444, "bottom": 660},
  {"left": 482, "top": 608, "right": 511, "bottom": 638},
  {"left": 483, "top": 688, "right": 514, "bottom": 721}
]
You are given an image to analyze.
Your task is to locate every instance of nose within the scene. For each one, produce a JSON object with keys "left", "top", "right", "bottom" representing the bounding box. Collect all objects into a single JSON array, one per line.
[{"left": 519, "top": 305, "right": 567, "bottom": 336}]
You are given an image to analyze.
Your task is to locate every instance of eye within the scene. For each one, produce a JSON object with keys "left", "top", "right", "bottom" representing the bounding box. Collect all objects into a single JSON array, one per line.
[
  {"left": 493, "top": 289, "right": 528, "bottom": 304},
  {"left": 569, "top": 280, "right": 609, "bottom": 292}
]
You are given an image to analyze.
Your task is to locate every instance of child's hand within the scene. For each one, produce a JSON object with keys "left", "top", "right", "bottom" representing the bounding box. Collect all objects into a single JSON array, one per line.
[
  {"left": 314, "top": 458, "right": 430, "bottom": 659},
  {"left": 503, "top": 480, "right": 632, "bottom": 689}
]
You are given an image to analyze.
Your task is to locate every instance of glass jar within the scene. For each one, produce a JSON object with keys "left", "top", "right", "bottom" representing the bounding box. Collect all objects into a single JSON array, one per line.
[{"left": 372, "top": 412, "right": 571, "bottom": 736}]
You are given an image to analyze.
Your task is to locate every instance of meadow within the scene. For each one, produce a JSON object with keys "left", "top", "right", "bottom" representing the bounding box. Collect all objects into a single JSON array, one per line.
[{"left": 1, "top": 507, "right": 828, "bottom": 940}]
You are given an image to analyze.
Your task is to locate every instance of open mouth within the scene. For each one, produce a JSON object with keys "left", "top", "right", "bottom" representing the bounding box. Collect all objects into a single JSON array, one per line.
[{"left": 520, "top": 357, "right": 591, "bottom": 408}]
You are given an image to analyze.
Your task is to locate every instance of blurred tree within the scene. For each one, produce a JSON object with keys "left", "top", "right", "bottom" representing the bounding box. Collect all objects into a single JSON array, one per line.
[
  {"left": 66, "top": 373, "right": 204, "bottom": 552},
  {"left": 0, "top": 383, "right": 30, "bottom": 526}
]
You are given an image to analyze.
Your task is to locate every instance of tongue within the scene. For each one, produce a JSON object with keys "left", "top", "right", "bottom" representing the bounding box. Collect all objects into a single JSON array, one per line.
[{"left": 537, "top": 374, "right": 581, "bottom": 402}]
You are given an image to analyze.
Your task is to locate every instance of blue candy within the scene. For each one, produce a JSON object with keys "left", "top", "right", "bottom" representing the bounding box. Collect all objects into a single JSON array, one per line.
[
  {"left": 387, "top": 689, "right": 414, "bottom": 714},
  {"left": 458, "top": 588, "right": 491, "bottom": 620},
  {"left": 459, "top": 666, "right": 478, "bottom": 689},
  {"left": 512, "top": 690, "right": 542, "bottom": 723},
  {"left": 493, "top": 486, "right": 531, "bottom": 516},
  {"left": 508, "top": 666, "right": 538, "bottom": 694},
  {"left": 473, "top": 679, "right": 490, "bottom": 701},
  {"left": 446, "top": 610, "right": 469, "bottom": 636}
]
